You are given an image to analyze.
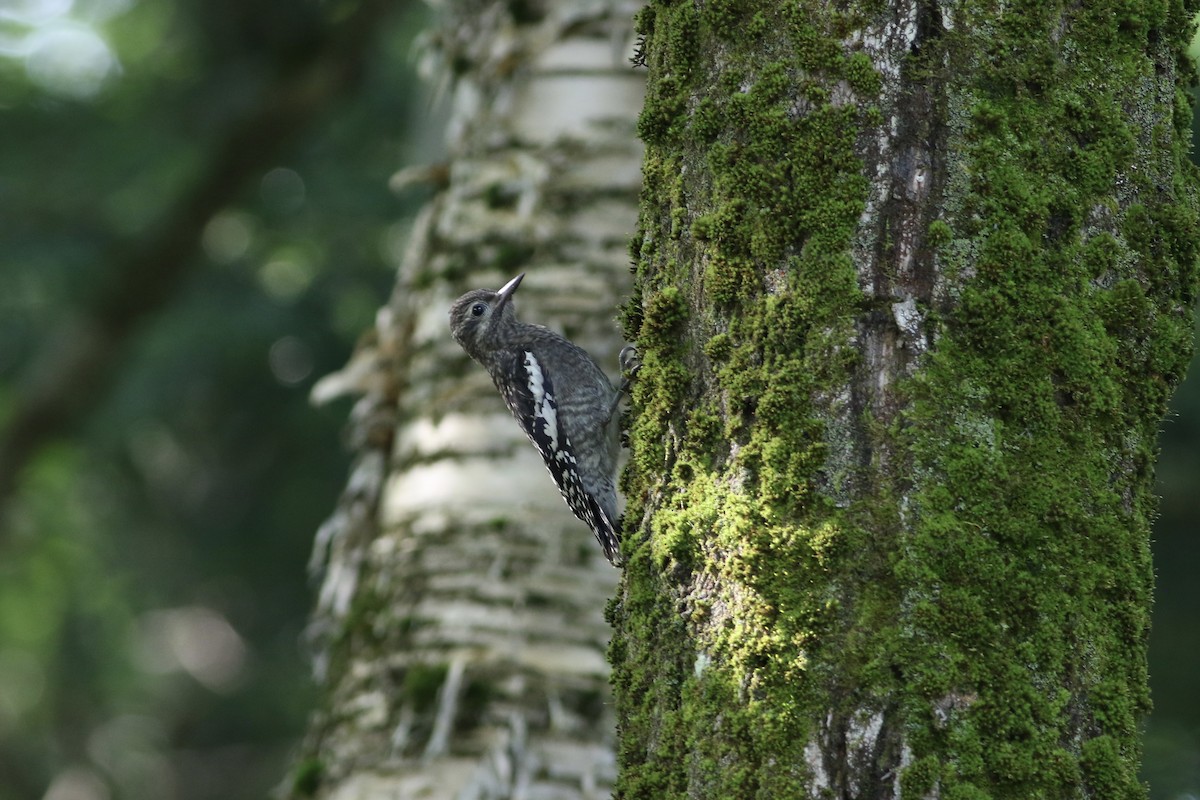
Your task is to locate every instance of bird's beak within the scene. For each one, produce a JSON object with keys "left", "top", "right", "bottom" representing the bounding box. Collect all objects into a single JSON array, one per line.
[{"left": 495, "top": 273, "right": 524, "bottom": 311}]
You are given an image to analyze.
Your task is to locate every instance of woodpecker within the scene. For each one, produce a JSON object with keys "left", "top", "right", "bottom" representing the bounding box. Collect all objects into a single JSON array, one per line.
[{"left": 449, "top": 273, "right": 627, "bottom": 565}]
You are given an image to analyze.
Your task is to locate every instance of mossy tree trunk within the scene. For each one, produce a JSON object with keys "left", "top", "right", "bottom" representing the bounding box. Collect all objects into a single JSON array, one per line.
[
  {"left": 289, "top": 1, "right": 642, "bottom": 797},
  {"left": 614, "top": 1, "right": 1200, "bottom": 798}
]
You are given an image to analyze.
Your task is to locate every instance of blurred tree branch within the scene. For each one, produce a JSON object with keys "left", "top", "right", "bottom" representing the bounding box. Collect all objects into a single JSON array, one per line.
[{"left": 0, "top": 0, "right": 396, "bottom": 522}]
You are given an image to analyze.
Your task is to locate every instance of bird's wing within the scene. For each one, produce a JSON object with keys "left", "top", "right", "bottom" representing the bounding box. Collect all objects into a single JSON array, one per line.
[
  {"left": 496, "top": 348, "right": 566, "bottom": 467},
  {"left": 495, "top": 349, "right": 620, "bottom": 562}
]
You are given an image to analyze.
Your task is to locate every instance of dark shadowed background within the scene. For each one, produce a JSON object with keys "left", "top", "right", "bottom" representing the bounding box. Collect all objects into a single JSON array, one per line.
[{"left": 0, "top": 2, "right": 1195, "bottom": 799}]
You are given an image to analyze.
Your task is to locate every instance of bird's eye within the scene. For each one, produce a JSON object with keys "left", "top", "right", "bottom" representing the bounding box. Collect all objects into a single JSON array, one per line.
[{"left": 471, "top": 303, "right": 486, "bottom": 317}]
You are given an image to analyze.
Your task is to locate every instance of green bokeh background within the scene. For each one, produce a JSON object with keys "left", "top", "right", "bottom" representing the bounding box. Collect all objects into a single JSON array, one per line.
[{"left": 0, "top": 3, "right": 1195, "bottom": 799}]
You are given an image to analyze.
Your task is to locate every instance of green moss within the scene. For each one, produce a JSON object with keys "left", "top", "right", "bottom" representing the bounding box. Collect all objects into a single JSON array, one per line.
[
  {"left": 702, "top": 332, "right": 731, "bottom": 362},
  {"left": 691, "top": 96, "right": 722, "bottom": 142},
  {"left": 701, "top": 0, "right": 748, "bottom": 37},
  {"left": 900, "top": 754, "right": 938, "bottom": 795},
  {"left": 927, "top": 219, "right": 953, "bottom": 249},
  {"left": 845, "top": 51, "right": 882, "bottom": 96},
  {"left": 637, "top": 74, "right": 687, "bottom": 144},
  {"left": 491, "top": 242, "right": 535, "bottom": 274},
  {"left": 1081, "top": 736, "right": 1142, "bottom": 799},
  {"left": 616, "top": 0, "right": 876, "bottom": 793},
  {"left": 456, "top": 679, "right": 494, "bottom": 730},
  {"left": 705, "top": 257, "right": 757, "bottom": 306},
  {"left": 614, "top": 0, "right": 1200, "bottom": 795},
  {"left": 887, "top": 1, "right": 1199, "bottom": 793},
  {"left": 689, "top": 213, "right": 715, "bottom": 241},
  {"left": 641, "top": 284, "right": 688, "bottom": 341},
  {"left": 506, "top": 0, "right": 545, "bottom": 25},
  {"left": 402, "top": 663, "right": 448, "bottom": 712},
  {"left": 483, "top": 182, "right": 519, "bottom": 209},
  {"left": 290, "top": 758, "right": 324, "bottom": 797}
]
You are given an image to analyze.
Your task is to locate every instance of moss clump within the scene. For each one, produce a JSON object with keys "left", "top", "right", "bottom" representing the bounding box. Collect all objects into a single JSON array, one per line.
[
  {"left": 1080, "top": 736, "right": 1142, "bottom": 800},
  {"left": 290, "top": 758, "right": 324, "bottom": 798},
  {"left": 845, "top": 50, "right": 882, "bottom": 96},
  {"left": 641, "top": 284, "right": 688, "bottom": 339},
  {"left": 927, "top": 219, "right": 953, "bottom": 249},
  {"left": 402, "top": 663, "right": 449, "bottom": 712}
]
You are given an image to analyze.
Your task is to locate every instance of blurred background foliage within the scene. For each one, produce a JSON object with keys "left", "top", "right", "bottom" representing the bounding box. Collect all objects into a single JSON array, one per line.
[
  {"left": 0, "top": 0, "right": 433, "bottom": 798},
  {"left": 0, "top": 1, "right": 1195, "bottom": 799}
]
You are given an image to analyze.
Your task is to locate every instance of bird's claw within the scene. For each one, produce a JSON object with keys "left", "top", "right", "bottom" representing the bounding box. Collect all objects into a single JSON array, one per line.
[{"left": 618, "top": 345, "right": 641, "bottom": 380}]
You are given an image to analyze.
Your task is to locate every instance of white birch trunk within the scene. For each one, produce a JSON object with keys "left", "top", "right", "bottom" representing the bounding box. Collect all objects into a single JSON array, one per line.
[{"left": 295, "top": 1, "right": 644, "bottom": 797}]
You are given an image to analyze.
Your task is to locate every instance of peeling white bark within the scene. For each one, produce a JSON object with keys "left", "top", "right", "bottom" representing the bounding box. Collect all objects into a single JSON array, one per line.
[{"left": 298, "top": 0, "right": 643, "bottom": 796}]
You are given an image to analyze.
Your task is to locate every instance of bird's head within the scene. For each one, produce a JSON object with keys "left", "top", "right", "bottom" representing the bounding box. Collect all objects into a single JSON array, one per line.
[{"left": 449, "top": 273, "right": 524, "bottom": 359}]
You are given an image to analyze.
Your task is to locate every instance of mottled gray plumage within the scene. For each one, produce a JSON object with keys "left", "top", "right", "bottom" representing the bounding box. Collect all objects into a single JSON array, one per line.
[{"left": 449, "top": 273, "right": 622, "bottom": 565}]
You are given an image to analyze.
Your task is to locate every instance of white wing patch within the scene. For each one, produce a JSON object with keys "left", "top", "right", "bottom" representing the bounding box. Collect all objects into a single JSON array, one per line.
[
  {"left": 523, "top": 351, "right": 560, "bottom": 456},
  {"left": 514, "top": 349, "right": 617, "bottom": 563}
]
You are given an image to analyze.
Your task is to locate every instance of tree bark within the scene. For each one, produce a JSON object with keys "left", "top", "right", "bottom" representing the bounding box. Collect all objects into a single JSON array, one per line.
[
  {"left": 289, "top": 1, "right": 643, "bottom": 798},
  {"left": 614, "top": 1, "right": 1200, "bottom": 798}
]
